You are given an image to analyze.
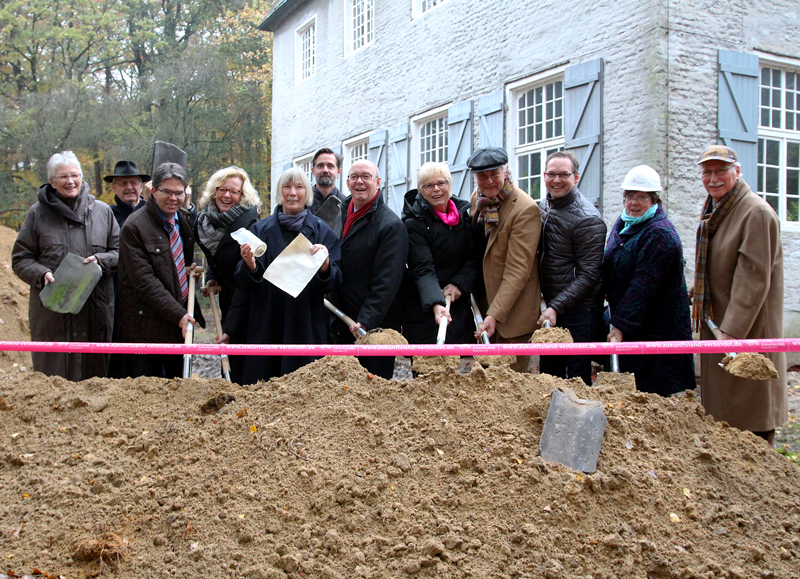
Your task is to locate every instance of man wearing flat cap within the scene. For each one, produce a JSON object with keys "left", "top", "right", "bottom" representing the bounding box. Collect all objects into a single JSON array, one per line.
[
  {"left": 469, "top": 147, "right": 541, "bottom": 373},
  {"left": 105, "top": 160, "right": 150, "bottom": 228},
  {"left": 691, "top": 144, "right": 786, "bottom": 445}
]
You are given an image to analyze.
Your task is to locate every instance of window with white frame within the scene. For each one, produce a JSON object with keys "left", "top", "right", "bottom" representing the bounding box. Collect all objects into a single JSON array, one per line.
[
  {"left": 758, "top": 64, "right": 800, "bottom": 225},
  {"left": 346, "top": 0, "right": 374, "bottom": 54},
  {"left": 293, "top": 153, "right": 315, "bottom": 183},
  {"left": 409, "top": 107, "right": 449, "bottom": 181},
  {"left": 413, "top": 0, "right": 447, "bottom": 18},
  {"left": 296, "top": 17, "right": 316, "bottom": 82},
  {"left": 343, "top": 133, "right": 371, "bottom": 180},
  {"left": 508, "top": 74, "right": 565, "bottom": 201}
]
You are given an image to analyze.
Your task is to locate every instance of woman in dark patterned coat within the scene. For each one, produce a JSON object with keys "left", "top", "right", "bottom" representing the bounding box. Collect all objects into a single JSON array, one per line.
[{"left": 602, "top": 165, "right": 695, "bottom": 396}]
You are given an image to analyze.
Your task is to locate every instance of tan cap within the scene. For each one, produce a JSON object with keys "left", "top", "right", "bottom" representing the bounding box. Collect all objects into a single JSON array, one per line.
[{"left": 696, "top": 145, "right": 738, "bottom": 165}]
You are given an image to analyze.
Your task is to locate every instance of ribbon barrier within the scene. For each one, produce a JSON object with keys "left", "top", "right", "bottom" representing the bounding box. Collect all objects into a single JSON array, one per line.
[{"left": 1, "top": 339, "right": 799, "bottom": 357}]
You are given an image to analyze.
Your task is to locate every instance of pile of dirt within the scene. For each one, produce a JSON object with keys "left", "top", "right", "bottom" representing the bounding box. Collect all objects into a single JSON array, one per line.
[
  {"left": 0, "top": 225, "right": 32, "bottom": 375},
  {"left": 1, "top": 359, "right": 799, "bottom": 579},
  {"left": 356, "top": 329, "right": 408, "bottom": 345},
  {"left": 723, "top": 352, "right": 780, "bottom": 380},
  {"left": 530, "top": 326, "right": 574, "bottom": 344}
]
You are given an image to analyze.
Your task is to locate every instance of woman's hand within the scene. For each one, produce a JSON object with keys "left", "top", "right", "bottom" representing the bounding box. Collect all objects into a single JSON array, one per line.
[
  {"left": 442, "top": 284, "right": 461, "bottom": 301},
  {"left": 43, "top": 272, "right": 55, "bottom": 286},
  {"left": 83, "top": 255, "right": 98, "bottom": 265},
  {"left": 349, "top": 322, "right": 365, "bottom": 338},
  {"left": 476, "top": 315, "right": 496, "bottom": 339},
  {"left": 433, "top": 304, "right": 451, "bottom": 325},
  {"left": 310, "top": 244, "right": 330, "bottom": 273},
  {"left": 240, "top": 243, "right": 256, "bottom": 272},
  {"left": 203, "top": 278, "right": 219, "bottom": 297},
  {"left": 216, "top": 332, "right": 231, "bottom": 344},
  {"left": 607, "top": 326, "right": 623, "bottom": 343},
  {"left": 538, "top": 307, "right": 557, "bottom": 327}
]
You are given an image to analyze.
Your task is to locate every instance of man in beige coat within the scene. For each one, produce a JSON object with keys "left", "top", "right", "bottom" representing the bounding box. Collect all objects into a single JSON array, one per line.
[
  {"left": 692, "top": 145, "right": 787, "bottom": 445},
  {"left": 469, "top": 148, "right": 542, "bottom": 373}
]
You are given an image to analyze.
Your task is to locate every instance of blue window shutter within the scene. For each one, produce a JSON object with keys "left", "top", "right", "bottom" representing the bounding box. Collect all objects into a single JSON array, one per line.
[
  {"left": 717, "top": 49, "right": 758, "bottom": 181},
  {"left": 565, "top": 58, "right": 604, "bottom": 211},
  {"left": 282, "top": 162, "right": 292, "bottom": 171},
  {"left": 369, "top": 129, "right": 388, "bottom": 181},
  {"left": 478, "top": 90, "right": 504, "bottom": 149},
  {"left": 388, "top": 123, "right": 409, "bottom": 216},
  {"left": 330, "top": 144, "right": 343, "bottom": 191},
  {"left": 448, "top": 101, "right": 473, "bottom": 200}
]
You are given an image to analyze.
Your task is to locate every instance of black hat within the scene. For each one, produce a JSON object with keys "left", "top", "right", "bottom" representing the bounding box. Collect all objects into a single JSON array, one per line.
[
  {"left": 467, "top": 147, "right": 508, "bottom": 172},
  {"left": 103, "top": 160, "right": 150, "bottom": 183}
]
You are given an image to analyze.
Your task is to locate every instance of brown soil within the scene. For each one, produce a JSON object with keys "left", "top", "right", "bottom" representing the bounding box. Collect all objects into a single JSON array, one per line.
[
  {"left": 475, "top": 355, "right": 516, "bottom": 368},
  {"left": 596, "top": 371, "right": 637, "bottom": 391},
  {"left": 530, "top": 326, "right": 574, "bottom": 344},
  {"left": 356, "top": 329, "right": 408, "bottom": 345},
  {"left": 723, "top": 352, "right": 780, "bottom": 380},
  {"left": 411, "top": 356, "right": 460, "bottom": 374},
  {"left": 0, "top": 225, "right": 33, "bottom": 375}
]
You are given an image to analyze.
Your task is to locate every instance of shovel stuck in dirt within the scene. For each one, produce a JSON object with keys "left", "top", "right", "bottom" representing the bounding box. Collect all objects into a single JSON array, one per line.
[
  {"left": 530, "top": 302, "right": 573, "bottom": 344},
  {"left": 706, "top": 319, "right": 779, "bottom": 380},
  {"left": 206, "top": 285, "right": 232, "bottom": 381},
  {"left": 596, "top": 324, "right": 637, "bottom": 390},
  {"left": 183, "top": 266, "right": 203, "bottom": 379},
  {"left": 539, "top": 387, "right": 607, "bottom": 474}
]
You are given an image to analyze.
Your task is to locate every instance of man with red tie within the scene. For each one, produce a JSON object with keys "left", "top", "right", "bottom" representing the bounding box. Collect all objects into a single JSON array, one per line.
[{"left": 117, "top": 162, "right": 203, "bottom": 378}]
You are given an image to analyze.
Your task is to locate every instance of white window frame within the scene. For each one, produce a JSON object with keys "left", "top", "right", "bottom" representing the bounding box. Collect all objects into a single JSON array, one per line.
[
  {"left": 293, "top": 153, "right": 315, "bottom": 184},
  {"left": 344, "top": 0, "right": 375, "bottom": 56},
  {"left": 295, "top": 16, "right": 316, "bottom": 84},
  {"left": 506, "top": 68, "right": 566, "bottom": 201},
  {"left": 412, "top": 0, "right": 448, "bottom": 19},
  {"left": 410, "top": 104, "right": 450, "bottom": 184},
  {"left": 757, "top": 54, "right": 800, "bottom": 231},
  {"left": 343, "top": 131, "right": 372, "bottom": 181}
]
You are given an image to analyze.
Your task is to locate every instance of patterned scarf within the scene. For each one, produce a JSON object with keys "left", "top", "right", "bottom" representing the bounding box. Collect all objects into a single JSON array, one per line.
[
  {"left": 476, "top": 177, "right": 513, "bottom": 237},
  {"left": 197, "top": 202, "right": 244, "bottom": 255},
  {"left": 691, "top": 178, "right": 747, "bottom": 332}
]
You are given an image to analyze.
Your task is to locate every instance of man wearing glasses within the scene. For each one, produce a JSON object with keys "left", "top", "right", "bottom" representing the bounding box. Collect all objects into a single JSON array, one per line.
[
  {"left": 537, "top": 151, "right": 606, "bottom": 385},
  {"left": 692, "top": 145, "right": 786, "bottom": 445},
  {"left": 117, "top": 162, "right": 204, "bottom": 378}
]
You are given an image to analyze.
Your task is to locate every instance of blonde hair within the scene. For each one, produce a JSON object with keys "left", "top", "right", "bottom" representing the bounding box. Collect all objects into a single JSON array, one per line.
[
  {"left": 199, "top": 166, "right": 262, "bottom": 211},
  {"left": 417, "top": 162, "right": 452, "bottom": 189},
  {"left": 275, "top": 167, "right": 313, "bottom": 208}
]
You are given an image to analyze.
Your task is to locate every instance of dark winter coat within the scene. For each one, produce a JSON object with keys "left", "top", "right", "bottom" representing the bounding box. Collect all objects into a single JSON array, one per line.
[
  {"left": 111, "top": 196, "right": 145, "bottom": 228},
  {"left": 539, "top": 186, "right": 606, "bottom": 313},
  {"left": 401, "top": 189, "right": 477, "bottom": 344},
  {"left": 229, "top": 210, "right": 341, "bottom": 384},
  {"left": 603, "top": 206, "right": 695, "bottom": 396},
  {"left": 194, "top": 205, "right": 258, "bottom": 322},
  {"left": 329, "top": 193, "right": 408, "bottom": 341},
  {"left": 12, "top": 182, "right": 119, "bottom": 380},
  {"left": 117, "top": 195, "right": 204, "bottom": 344},
  {"left": 310, "top": 185, "right": 347, "bottom": 215}
]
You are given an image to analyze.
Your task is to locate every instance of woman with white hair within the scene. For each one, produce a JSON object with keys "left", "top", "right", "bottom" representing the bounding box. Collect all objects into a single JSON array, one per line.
[
  {"left": 602, "top": 165, "right": 694, "bottom": 395},
  {"left": 12, "top": 151, "right": 119, "bottom": 380},
  {"left": 227, "top": 167, "right": 341, "bottom": 384}
]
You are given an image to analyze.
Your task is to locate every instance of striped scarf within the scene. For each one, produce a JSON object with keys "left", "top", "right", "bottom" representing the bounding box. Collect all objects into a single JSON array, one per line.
[
  {"left": 691, "top": 178, "right": 747, "bottom": 332},
  {"left": 476, "top": 178, "right": 513, "bottom": 237}
]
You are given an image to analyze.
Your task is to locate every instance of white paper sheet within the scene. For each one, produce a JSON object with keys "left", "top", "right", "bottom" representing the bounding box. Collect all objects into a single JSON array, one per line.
[{"left": 263, "top": 233, "right": 328, "bottom": 298}]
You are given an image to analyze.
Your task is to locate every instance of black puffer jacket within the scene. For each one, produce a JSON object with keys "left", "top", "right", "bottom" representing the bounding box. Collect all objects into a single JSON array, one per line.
[
  {"left": 539, "top": 186, "right": 606, "bottom": 313},
  {"left": 401, "top": 190, "right": 477, "bottom": 344}
]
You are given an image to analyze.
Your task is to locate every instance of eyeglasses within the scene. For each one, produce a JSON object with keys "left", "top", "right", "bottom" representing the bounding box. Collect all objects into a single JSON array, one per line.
[
  {"left": 420, "top": 180, "right": 449, "bottom": 192},
  {"left": 700, "top": 167, "right": 733, "bottom": 178},
  {"left": 544, "top": 172, "right": 574, "bottom": 179},
  {"left": 623, "top": 193, "right": 652, "bottom": 203},
  {"left": 156, "top": 187, "right": 185, "bottom": 198},
  {"left": 55, "top": 173, "right": 81, "bottom": 182},
  {"left": 347, "top": 173, "right": 374, "bottom": 182},
  {"left": 216, "top": 186, "right": 241, "bottom": 196}
]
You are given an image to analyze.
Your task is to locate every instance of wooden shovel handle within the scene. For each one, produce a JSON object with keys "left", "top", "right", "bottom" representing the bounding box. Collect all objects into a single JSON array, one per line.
[
  {"left": 206, "top": 285, "right": 232, "bottom": 377},
  {"left": 184, "top": 266, "right": 203, "bottom": 346},
  {"left": 324, "top": 299, "right": 367, "bottom": 337}
]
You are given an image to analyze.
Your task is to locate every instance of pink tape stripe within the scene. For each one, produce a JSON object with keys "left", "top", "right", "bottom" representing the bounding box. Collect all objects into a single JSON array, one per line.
[{"left": 1, "top": 339, "right": 799, "bottom": 357}]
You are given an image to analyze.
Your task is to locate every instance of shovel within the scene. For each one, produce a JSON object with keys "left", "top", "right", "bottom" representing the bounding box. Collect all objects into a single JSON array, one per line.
[
  {"left": 39, "top": 253, "right": 103, "bottom": 314},
  {"left": 539, "top": 387, "right": 607, "bottom": 473},
  {"left": 324, "top": 299, "right": 367, "bottom": 337},
  {"left": 435, "top": 295, "right": 452, "bottom": 345},
  {"left": 469, "top": 294, "right": 491, "bottom": 345},
  {"left": 206, "top": 285, "right": 232, "bottom": 381},
  {"left": 183, "top": 266, "right": 202, "bottom": 379},
  {"left": 315, "top": 195, "right": 342, "bottom": 234},
  {"left": 706, "top": 319, "right": 778, "bottom": 380},
  {"left": 609, "top": 324, "right": 620, "bottom": 373}
]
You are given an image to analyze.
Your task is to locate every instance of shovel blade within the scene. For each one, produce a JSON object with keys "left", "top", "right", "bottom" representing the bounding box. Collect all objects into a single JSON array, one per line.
[{"left": 539, "top": 388, "right": 606, "bottom": 473}]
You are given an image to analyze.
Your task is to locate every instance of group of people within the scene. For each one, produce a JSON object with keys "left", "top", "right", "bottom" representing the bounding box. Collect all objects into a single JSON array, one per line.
[{"left": 12, "top": 142, "right": 786, "bottom": 444}]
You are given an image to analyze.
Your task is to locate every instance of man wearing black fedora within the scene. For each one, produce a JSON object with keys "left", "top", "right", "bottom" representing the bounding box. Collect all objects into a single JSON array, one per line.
[{"left": 105, "top": 160, "right": 150, "bottom": 228}]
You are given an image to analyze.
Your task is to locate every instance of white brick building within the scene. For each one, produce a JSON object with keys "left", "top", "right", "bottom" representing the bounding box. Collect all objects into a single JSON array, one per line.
[{"left": 259, "top": 0, "right": 800, "bottom": 332}]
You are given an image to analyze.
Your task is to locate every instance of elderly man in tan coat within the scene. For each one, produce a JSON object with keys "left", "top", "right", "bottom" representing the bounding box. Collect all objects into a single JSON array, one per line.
[
  {"left": 692, "top": 145, "right": 787, "bottom": 446},
  {"left": 469, "top": 147, "right": 541, "bottom": 373}
]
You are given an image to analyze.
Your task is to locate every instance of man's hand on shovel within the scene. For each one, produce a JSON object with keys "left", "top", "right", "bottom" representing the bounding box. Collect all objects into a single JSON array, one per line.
[{"left": 179, "top": 313, "right": 196, "bottom": 338}]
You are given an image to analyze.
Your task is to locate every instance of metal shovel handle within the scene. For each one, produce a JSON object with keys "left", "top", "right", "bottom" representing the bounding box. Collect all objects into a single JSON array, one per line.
[
  {"left": 324, "top": 299, "right": 367, "bottom": 337},
  {"left": 470, "top": 294, "right": 491, "bottom": 345},
  {"left": 706, "top": 318, "right": 737, "bottom": 364},
  {"left": 436, "top": 295, "right": 452, "bottom": 345}
]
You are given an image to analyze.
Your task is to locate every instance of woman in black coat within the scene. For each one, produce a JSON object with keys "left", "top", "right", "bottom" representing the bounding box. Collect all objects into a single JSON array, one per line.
[
  {"left": 402, "top": 162, "right": 478, "bottom": 346},
  {"left": 230, "top": 167, "right": 341, "bottom": 385},
  {"left": 195, "top": 166, "right": 261, "bottom": 382}
]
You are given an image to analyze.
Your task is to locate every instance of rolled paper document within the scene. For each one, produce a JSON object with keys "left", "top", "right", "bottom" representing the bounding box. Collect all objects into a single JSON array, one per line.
[{"left": 231, "top": 227, "right": 267, "bottom": 257}]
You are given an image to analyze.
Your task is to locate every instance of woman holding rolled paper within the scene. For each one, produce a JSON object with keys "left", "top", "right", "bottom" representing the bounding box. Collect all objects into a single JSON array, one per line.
[
  {"left": 402, "top": 162, "right": 478, "bottom": 348},
  {"left": 195, "top": 166, "right": 261, "bottom": 383},
  {"left": 228, "top": 167, "right": 341, "bottom": 384}
]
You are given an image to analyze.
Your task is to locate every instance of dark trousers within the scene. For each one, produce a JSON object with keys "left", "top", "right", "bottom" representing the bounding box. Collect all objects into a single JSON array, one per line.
[
  {"left": 128, "top": 353, "right": 183, "bottom": 379},
  {"left": 539, "top": 306, "right": 604, "bottom": 385}
]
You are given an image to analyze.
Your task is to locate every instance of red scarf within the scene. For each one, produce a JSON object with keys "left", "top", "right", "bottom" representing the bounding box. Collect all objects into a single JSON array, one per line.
[
  {"left": 342, "top": 191, "right": 379, "bottom": 238},
  {"left": 433, "top": 199, "right": 460, "bottom": 226}
]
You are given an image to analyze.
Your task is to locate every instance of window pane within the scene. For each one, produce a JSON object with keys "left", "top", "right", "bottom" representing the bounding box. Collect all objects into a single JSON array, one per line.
[
  {"left": 767, "top": 139, "right": 780, "bottom": 165},
  {"left": 762, "top": 67, "right": 770, "bottom": 84},
  {"left": 766, "top": 167, "right": 779, "bottom": 193},
  {"left": 758, "top": 138, "right": 765, "bottom": 163},
  {"left": 787, "top": 169, "right": 798, "bottom": 195},
  {"left": 788, "top": 142, "right": 799, "bottom": 168},
  {"left": 788, "top": 72, "right": 795, "bottom": 91},
  {"left": 765, "top": 194, "right": 779, "bottom": 213},
  {"left": 788, "top": 197, "right": 799, "bottom": 221},
  {"left": 772, "top": 68, "right": 782, "bottom": 87}
]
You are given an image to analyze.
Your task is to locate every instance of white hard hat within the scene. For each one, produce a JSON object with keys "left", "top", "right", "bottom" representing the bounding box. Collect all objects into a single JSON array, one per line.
[{"left": 620, "top": 165, "right": 662, "bottom": 192}]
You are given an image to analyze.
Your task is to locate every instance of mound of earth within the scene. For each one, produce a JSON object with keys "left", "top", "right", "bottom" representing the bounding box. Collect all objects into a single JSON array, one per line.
[
  {"left": 1, "top": 358, "right": 799, "bottom": 579},
  {"left": 0, "top": 225, "right": 32, "bottom": 375}
]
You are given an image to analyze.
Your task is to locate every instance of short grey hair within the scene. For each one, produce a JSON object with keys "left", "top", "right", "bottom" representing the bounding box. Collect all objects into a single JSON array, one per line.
[
  {"left": 47, "top": 151, "right": 83, "bottom": 181},
  {"left": 152, "top": 162, "right": 189, "bottom": 189},
  {"left": 275, "top": 167, "right": 313, "bottom": 208}
]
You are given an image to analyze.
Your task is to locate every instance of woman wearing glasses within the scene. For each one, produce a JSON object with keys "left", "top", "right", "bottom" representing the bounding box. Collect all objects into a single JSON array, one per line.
[
  {"left": 402, "top": 162, "right": 478, "bottom": 350},
  {"left": 602, "top": 165, "right": 694, "bottom": 395},
  {"left": 12, "top": 151, "right": 119, "bottom": 380}
]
